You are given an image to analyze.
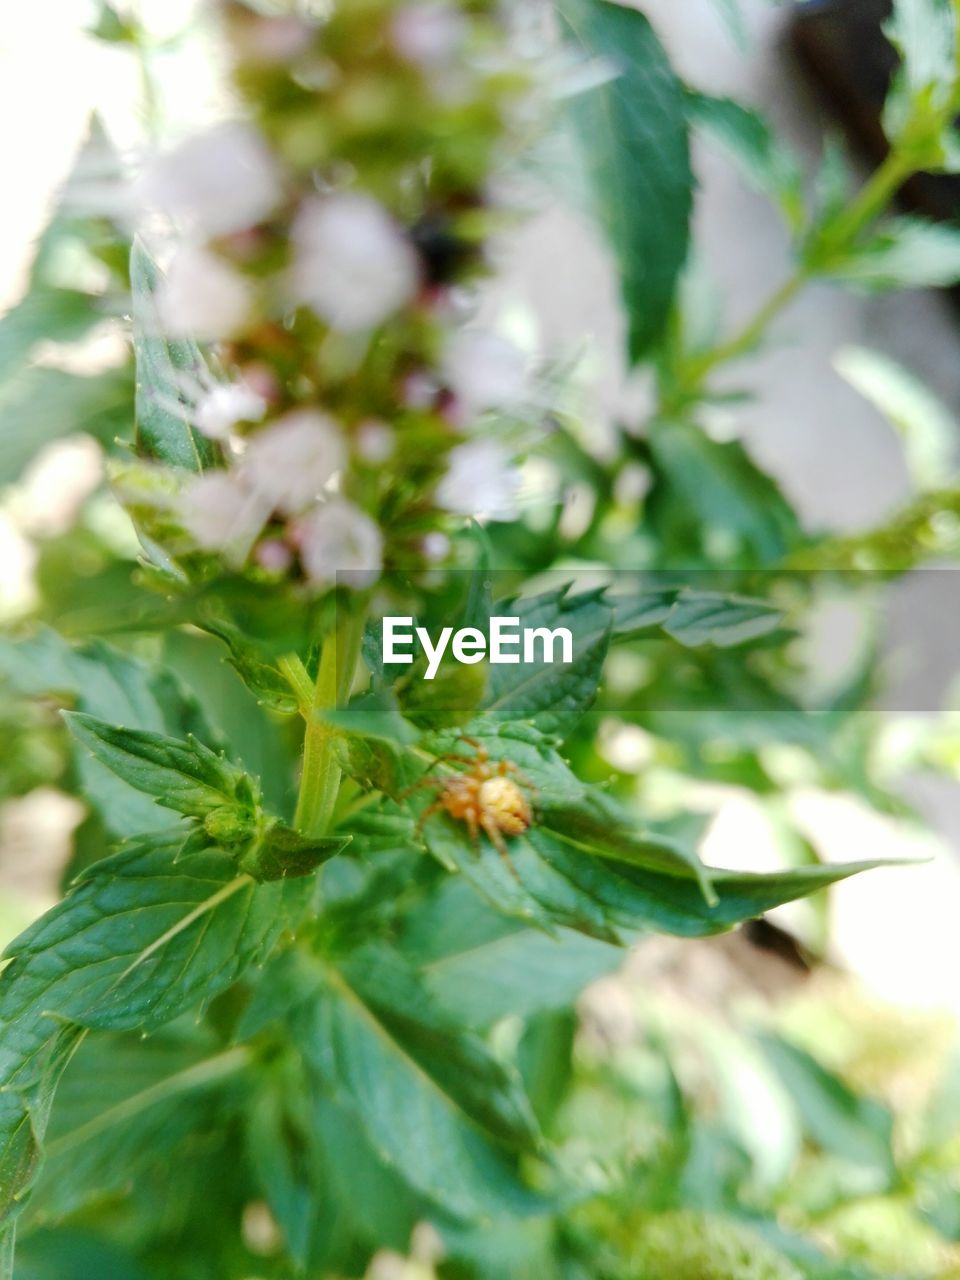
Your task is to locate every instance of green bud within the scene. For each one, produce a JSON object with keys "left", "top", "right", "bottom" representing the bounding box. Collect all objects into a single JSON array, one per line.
[{"left": 203, "top": 805, "right": 256, "bottom": 846}]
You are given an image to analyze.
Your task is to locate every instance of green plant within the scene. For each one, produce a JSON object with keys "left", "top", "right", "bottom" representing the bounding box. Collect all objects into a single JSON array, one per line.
[{"left": 2, "top": 1, "right": 960, "bottom": 1278}]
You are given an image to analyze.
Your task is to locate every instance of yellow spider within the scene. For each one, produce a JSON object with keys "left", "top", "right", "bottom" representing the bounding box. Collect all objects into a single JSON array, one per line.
[{"left": 407, "top": 739, "right": 535, "bottom": 867}]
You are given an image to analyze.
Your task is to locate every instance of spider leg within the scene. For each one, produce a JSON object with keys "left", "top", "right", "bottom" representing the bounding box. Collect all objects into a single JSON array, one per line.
[
  {"left": 480, "top": 816, "right": 521, "bottom": 882},
  {"left": 414, "top": 799, "right": 447, "bottom": 838},
  {"left": 399, "top": 774, "right": 447, "bottom": 800},
  {"left": 464, "top": 805, "right": 480, "bottom": 846}
]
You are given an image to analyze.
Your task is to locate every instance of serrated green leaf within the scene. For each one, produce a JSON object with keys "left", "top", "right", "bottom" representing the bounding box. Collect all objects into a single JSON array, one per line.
[
  {"left": 31, "top": 1027, "right": 245, "bottom": 1225},
  {"left": 611, "top": 586, "right": 783, "bottom": 648},
  {"left": 335, "top": 942, "right": 542, "bottom": 1151},
  {"left": 130, "top": 238, "right": 219, "bottom": 473},
  {"left": 483, "top": 589, "right": 612, "bottom": 735},
  {"left": 0, "top": 629, "right": 217, "bottom": 840},
  {"left": 0, "top": 830, "right": 307, "bottom": 1092},
  {"left": 195, "top": 614, "right": 299, "bottom": 714},
  {"left": 64, "top": 712, "right": 256, "bottom": 819},
  {"left": 557, "top": 0, "right": 693, "bottom": 360}
]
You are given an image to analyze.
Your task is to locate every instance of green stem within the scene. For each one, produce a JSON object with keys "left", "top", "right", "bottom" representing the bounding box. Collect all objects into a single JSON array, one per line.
[
  {"left": 683, "top": 272, "right": 806, "bottom": 385},
  {"left": 293, "top": 604, "right": 366, "bottom": 837},
  {"left": 814, "top": 147, "right": 912, "bottom": 253},
  {"left": 671, "top": 147, "right": 913, "bottom": 401}
]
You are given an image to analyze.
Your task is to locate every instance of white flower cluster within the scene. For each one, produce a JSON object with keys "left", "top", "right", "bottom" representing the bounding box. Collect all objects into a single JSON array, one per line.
[{"left": 130, "top": 0, "right": 535, "bottom": 589}]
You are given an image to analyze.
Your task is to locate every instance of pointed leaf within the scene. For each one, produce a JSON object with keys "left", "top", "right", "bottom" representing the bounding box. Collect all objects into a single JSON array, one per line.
[
  {"left": 64, "top": 712, "right": 256, "bottom": 818},
  {"left": 130, "top": 238, "right": 219, "bottom": 472},
  {"left": 558, "top": 0, "right": 693, "bottom": 360}
]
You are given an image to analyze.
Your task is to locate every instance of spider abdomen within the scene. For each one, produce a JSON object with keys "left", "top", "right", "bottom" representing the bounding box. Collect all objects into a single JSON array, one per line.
[{"left": 478, "top": 777, "right": 532, "bottom": 835}]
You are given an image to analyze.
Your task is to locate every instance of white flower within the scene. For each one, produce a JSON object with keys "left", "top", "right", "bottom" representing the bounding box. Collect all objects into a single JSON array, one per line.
[
  {"left": 194, "top": 381, "right": 267, "bottom": 439},
  {"left": 355, "top": 419, "right": 395, "bottom": 463},
  {"left": 443, "top": 329, "right": 527, "bottom": 415},
  {"left": 436, "top": 439, "right": 520, "bottom": 520},
  {"left": 230, "top": 15, "right": 313, "bottom": 65},
  {"left": 157, "top": 245, "right": 253, "bottom": 340},
  {"left": 242, "top": 410, "right": 346, "bottom": 514},
  {"left": 298, "top": 499, "right": 383, "bottom": 588},
  {"left": 391, "top": 3, "right": 468, "bottom": 69},
  {"left": 139, "top": 122, "right": 282, "bottom": 238},
  {"left": 180, "top": 471, "right": 271, "bottom": 562},
  {"left": 291, "top": 193, "right": 420, "bottom": 332}
]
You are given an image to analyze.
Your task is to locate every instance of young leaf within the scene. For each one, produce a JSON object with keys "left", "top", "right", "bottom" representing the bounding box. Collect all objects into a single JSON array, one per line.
[
  {"left": 646, "top": 419, "right": 802, "bottom": 566},
  {"left": 64, "top": 713, "right": 257, "bottom": 819},
  {"left": 557, "top": 0, "right": 693, "bottom": 361},
  {"left": 130, "top": 238, "right": 219, "bottom": 473}
]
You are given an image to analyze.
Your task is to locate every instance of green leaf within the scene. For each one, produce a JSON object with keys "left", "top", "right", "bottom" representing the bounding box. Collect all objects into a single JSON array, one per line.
[
  {"left": 611, "top": 586, "right": 783, "bottom": 648},
  {"left": 557, "top": 0, "right": 693, "bottom": 360},
  {"left": 0, "top": 1027, "right": 83, "bottom": 1232},
  {"left": 64, "top": 713, "right": 257, "bottom": 819},
  {"left": 31, "top": 1028, "right": 246, "bottom": 1224},
  {"left": 194, "top": 614, "right": 299, "bottom": 714},
  {"left": 291, "top": 945, "right": 547, "bottom": 1221},
  {"left": 882, "top": 0, "right": 959, "bottom": 164},
  {"left": 833, "top": 345, "right": 957, "bottom": 492},
  {"left": 757, "top": 1034, "right": 896, "bottom": 1180},
  {"left": 0, "top": 367, "right": 133, "bottom": 487},
  {"left": 400, "top": 877, "right": 623, "bottom": 1029},
  {"left": 0, "top": 628, "right": 216, "bottom": 839},
  {"left": 0, "top": 288, "right": 96, "bottom": 387},
  {"left": 646, "top": 419, "right": 801, "bottom": 566},
  {"left": 483, "top": 588, "right": 612, "bottom": 735},
  {"left": 357, "top": 723, "right": 881, "bottom": 944},
  {"left": 686, "top": 93, "right": 804, "bottom": 231},
  {"left": 826, "top": 218, "right": 960, "bottom": 290},
  {"left": 0, "top": 830, "right": 306, "bottom": 1092},
  {"left": 130, "top": 238, "right": 219, "bottom": 473}
]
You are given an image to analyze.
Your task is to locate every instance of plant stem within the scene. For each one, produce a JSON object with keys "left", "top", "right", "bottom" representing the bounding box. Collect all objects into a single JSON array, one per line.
[
  {"left": 814, "top": 147, "right": 912, "bottom": 253},
  {"left": 293, "top": 604, "right": 366, "bottom": 837},
  {"left": 673, "top": 147, "right": 912, "bottom": 399},
  {"left": 683, "top": 272, "right": 806, "bottom": 385}
]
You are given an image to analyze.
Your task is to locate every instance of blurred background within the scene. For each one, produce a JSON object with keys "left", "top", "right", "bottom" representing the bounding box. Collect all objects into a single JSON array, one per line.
[{"left": 3, "top": 0, "right": 960, "bottom": 1066}]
